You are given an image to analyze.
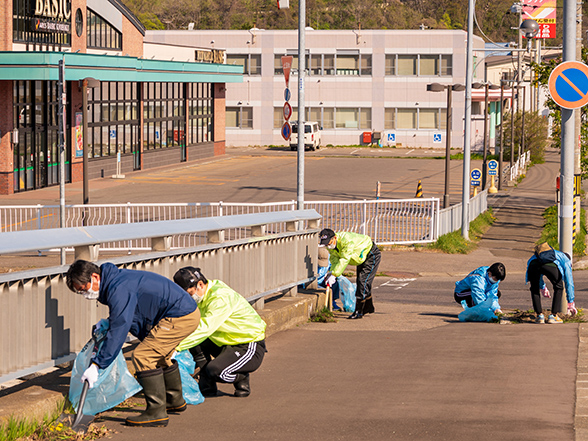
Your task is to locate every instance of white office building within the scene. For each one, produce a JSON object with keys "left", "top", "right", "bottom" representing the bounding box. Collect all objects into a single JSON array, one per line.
[{"left": 145, "top": 29, "right": 491, "bottom": 149}]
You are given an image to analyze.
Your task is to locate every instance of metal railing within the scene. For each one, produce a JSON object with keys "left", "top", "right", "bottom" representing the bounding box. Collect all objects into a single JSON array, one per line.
[
  {"left": 0, "top": 210, "right": 321, "bottom": 384},
  {"left": 437, "top": 190, "right": 488, "bottom": 237},
  {"left": 510, "top": 150, "right": 531, "bottom": 182},
  {"left": 0, "top": 198, "right": 441, "bottom": 248}
]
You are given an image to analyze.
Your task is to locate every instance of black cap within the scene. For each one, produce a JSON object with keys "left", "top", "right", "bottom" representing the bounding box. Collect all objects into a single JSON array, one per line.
[
  {"left": 318, "top": 228, "right": 336, "bottom": 247},
  {"left": 173, "top": 267, "right": 201, "bottom": 290}
]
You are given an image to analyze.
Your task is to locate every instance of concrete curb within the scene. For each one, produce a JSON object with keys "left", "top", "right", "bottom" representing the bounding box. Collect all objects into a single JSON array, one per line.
[{"left": 577, "top": 323, "right": 588, "bottom": 441}]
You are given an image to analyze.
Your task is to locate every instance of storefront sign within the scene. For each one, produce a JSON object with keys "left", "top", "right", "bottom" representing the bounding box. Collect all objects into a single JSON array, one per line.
[
  {"left": 34, "top": 19, "right": 70, "bottom": 33},
  {"left": 195, "top": 49, "right": 226, "bottom": 64},
  {"left": 35, "top": 0, "right": 71, "bottom": 20}
]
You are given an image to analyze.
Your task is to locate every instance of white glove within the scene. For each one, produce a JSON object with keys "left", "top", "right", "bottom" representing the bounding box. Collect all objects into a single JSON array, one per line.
[
  {"left": 568, "top": 302, "right": 578, "bottom": 316},
  {"left": 494, "top": 309, "right": 502, "bottom": 315},
  {"left": 540, "top": 287, "right": 551, "bottom": 298},
  {"left": 326, "top": 275, "right": 337, "bottom": 287},
  {"left": 81, "top": 363, "right": 99, "bottom": 389}
]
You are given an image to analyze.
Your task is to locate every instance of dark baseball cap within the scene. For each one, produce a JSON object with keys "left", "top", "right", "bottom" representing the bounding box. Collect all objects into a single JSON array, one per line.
[{"left": 318, "top": 228, "right": 336, "bottom": 247}]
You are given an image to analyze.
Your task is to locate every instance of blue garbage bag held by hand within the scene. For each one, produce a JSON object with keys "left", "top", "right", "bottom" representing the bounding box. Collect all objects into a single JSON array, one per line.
[
  {"left": 69, "top": 320, "right": 142, "bottom": 415},
  {"left": 458, "top": 295, "right": 499, "bottom": 322},
  {"left": 172, "top": 351, "right": 205, "bottom": 405},
  {"left": 337, "top": 275, "right": 357, "bottom": 312}
]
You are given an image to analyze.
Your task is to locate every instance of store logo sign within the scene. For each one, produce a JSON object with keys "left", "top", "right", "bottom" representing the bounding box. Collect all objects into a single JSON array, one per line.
[
  {"left": 195, "top": 50, "right": 225, "bottom": 64},
  {"left": 35, "top": 0, "right": 71, "bottom": 20}
]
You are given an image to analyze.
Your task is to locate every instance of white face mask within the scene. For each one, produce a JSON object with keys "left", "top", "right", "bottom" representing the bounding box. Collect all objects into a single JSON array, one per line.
[
  {"left": 81, "top": 287, "right": 100, "bottom": 300},
  {"left": 192, "top": 293, "right": 203, "bottom": 303},
  {"left": 327, "top": 242, "right": 336, "bottom": 250}
]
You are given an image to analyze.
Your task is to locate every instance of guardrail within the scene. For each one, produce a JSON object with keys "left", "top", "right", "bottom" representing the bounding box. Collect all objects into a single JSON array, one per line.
[
  {"left": 0, "top": 210, "right": 321, "bottom": 385},
  {"left": 0, "top": 198, "right": 441, "bottom": 248},
  {"left": 437, "top": 190, "right": 488, "bottom": 237},
  {"left": 510, "top": 150, "right": 531, "bottom": 182}
]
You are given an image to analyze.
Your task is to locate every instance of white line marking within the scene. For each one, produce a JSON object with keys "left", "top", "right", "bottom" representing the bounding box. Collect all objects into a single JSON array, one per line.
[{"left": 405, "top": 149, "right": 415, "bottom": 155}]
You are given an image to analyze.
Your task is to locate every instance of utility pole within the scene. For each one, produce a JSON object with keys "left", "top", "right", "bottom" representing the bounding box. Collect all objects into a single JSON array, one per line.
[
  {"left": 574, "top": 0, "right": 582, "bottom": 239},
  {"left": 462, "top": 0, "right": 475, "bottom": 240},
  {"left": 58, "top": 58, "right": 66, "bottom": 266},
  {"left": 297, "top": 0, "right": 306, "bottom": 211}
]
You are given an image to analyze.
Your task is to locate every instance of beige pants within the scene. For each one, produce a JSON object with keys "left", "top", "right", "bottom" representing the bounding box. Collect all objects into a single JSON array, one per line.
[{"left": 132, "top": 309, "right": 201, "bottom": 372}]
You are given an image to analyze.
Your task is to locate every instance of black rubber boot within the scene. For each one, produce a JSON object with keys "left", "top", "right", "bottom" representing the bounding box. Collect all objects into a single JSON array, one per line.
[
  {"left": 233, "top": 373, "right": 250, "bottom": 397},
  {"left": 198, "top": 368, "right": 218, "bottom": 397},
  {"left": 163, "top": 360, "right": 187, "bottom": 413},
  {"left": 348, "top": 299, "right": 365, "bottom": 319},
  {"left": 363, "top": 296, "right": 375, "bottom": 314},
  {"left": 126, "top": 368, "right": 169, "bottom": 427}
]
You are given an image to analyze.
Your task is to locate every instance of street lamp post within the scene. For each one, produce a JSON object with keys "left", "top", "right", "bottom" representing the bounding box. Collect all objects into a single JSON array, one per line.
[{"left": 427, "top": 83, "right": 465, "bottom": 208}]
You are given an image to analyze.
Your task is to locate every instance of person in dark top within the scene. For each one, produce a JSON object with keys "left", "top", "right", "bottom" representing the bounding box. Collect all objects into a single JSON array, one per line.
[{"left": 65, "top": 260, "right": 200, "bottom": 428}]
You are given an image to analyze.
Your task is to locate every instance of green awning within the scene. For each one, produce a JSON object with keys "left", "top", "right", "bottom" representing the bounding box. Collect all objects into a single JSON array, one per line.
[{"left": 0, "top": 52, "right": 243, "bottom": 83}]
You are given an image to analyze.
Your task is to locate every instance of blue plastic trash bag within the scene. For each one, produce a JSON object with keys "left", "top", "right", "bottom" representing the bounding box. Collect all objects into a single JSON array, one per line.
[
  {"left": 69, "top": 319, "right": 142, "bottom": 415},
  {"left": 458, "top": 295, "right": 500, "bottom": 322},
  {"left": 172, "top": 350, "right": 205, "bottom": 405},
  {"left": 338, "top": 275, "right": 357, "bottom": 312}
]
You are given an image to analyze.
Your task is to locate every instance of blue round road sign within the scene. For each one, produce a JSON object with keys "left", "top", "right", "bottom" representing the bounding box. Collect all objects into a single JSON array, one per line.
[
  {"left": 284, "top": 88, "right": 291, "bottom": 102},
  {"left": 281, "top": 122, "right": 292, "bottom": 141},
  {"left": 548, "top": 61, "right": 588, "bottom": 109},
  {"left": 488, "top": 160, "right": 498, "bottom": 170},
  {"left": 471, "top": 168, "right": 482, "bottom": 181}
]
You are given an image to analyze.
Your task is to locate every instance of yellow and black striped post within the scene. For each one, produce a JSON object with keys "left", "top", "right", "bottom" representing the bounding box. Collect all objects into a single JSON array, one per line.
[
  {"left": 573, "top": 197, "right": 577, "bottom": 245},
  {"left": 415, "top": 180, "right": 423, "bottom": 198},
  {"left": 574, "top": 174, "right": 581, "bottom": 245}
]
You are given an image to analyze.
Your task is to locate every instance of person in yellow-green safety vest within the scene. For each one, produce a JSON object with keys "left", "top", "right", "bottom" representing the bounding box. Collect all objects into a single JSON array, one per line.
[
  {"left": 319, "top": 228, "right": 382, "bottom": 320},
  {"left": 173, "top": 267, "right": 267, "bottom": 398}
]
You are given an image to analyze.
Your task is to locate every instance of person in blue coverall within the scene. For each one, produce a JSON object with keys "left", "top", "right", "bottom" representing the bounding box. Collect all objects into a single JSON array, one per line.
[
  {"left": 65, "top": 260, "right": 200, "bottom": 428},
  {"left": 526, "top": 242, "right": 577, "bottom": 324},
  {"left": 453, "top": 262, "right": 506, "bottom": 314}
]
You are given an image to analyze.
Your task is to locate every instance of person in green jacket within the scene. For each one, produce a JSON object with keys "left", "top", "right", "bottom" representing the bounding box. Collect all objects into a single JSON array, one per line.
[
  {"left": 319, "top": 228, "right": 381, "bottom": 319},
  {"left": 173, "top": 267, "right": 267, "bottom": 398}
]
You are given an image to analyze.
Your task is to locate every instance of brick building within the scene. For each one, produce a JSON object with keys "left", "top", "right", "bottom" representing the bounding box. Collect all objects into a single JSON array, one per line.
[{"left": 0, "top": 0, "right": 241, "bottom": 195}]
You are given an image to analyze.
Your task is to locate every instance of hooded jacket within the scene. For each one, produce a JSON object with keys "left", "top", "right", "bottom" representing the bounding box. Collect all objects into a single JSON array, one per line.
[
  {"left": 327, "top": 231, "right": 374, "bottom": 277},
  {"left": 93, "top": 263, "right": 197, "bottom": 369},
  {"left": 176, "top": 279, "right": 266, "bottom": 351},
  {"left": 454, "top": 265, "right": 501, "bottom": 308},
  {"left": 525, "top": 249, "right": 575, "bottom": 303}
]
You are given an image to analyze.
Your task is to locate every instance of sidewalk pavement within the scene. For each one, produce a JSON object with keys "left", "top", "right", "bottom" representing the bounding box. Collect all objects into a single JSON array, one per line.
[{"left": 1, "top": 149, "right": 587, "bottom": 440}]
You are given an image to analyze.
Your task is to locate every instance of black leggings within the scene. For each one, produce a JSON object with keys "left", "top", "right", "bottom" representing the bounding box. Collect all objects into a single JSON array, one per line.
[
  {"left": 190, "top": 338, "right": 267, "bottom": 383},
  {"left": 527, "top": 260, "right": 563, "bottom": 314}
]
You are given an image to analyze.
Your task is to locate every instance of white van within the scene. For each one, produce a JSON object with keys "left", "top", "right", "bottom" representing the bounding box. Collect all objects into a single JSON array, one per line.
[{"left": 290, "top": 122, "right": 322, "bottom": 151}]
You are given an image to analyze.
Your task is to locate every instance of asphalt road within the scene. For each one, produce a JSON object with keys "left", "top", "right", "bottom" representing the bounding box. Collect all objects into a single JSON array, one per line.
[{"left": 0, "top": 147, "right": 484, "bottom": 205}]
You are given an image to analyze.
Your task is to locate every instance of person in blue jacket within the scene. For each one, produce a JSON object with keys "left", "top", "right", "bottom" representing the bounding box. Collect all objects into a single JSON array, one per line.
[
  {"left": 65, "top": 260, "right": 200, "bottom": 428},
  {"left": 453, "top": 262, "right": 506, "bottom": 314},
  {"left": 526, "top": 242, "right": 577, "bottom": 324}
]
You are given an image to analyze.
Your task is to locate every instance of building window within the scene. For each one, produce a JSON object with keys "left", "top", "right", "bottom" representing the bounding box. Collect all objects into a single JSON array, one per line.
[
  {"left": 226, "top": 54, "right": 261, "bottom": 75},
  {"left": 143, "top": 83, "right": 185, "bottom": 150},
  {"left": 386, "top": 55, "right": 452, "bottom": 76},
  {"left": 88, "top": 82, "right": 139, "bottom": 158},
  {"left": 87, "top": 9, "right": 122, "bottom": 50},
  {"left": 275, "top": 53, "right": 370, "bottom": 76},
  {"left": 335, "top": 108, "right": 371, "bottom": 129},
  {"left": 188, "top": 83, "right": 213, "bottom": 144},
  {"left": 386, "top": 108, "right": 446, "bottom": 130},
  {"left": 13, "top": 0, "right": 71, "bottom": 46},
  {"left": 226, "top": 107, "right": 253, "bottom": 129}
]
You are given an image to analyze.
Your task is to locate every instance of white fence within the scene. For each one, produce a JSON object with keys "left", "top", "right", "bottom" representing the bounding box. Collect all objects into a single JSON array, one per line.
[
  {"left": 0, "top": 196, "right": 491, "bottom": 248},
  {"left": 509, "top": 151, "right": 531, "bottom": 182},
  {"left": 438, "top": 190, "right": 488, "bottom": 237}
]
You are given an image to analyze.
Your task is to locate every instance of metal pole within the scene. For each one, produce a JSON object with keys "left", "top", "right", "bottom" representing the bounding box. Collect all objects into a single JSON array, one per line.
[
  {"left": 482, "top": 83, "right": 489, "bottom": 189},
  {"left": 443, "top": 86, "right": 452, "bottom": 208},
  {"left": 296, "top": 0, "right": 306, "bottom": 211},
  {"left": 560, "top": 0, "right": 576, "bottom": 258},
  {"left": 510, "top": 94, "right": 515, "bottom": 169},
  {"left": 498, "top": 83, "right": 504, "bottom": 190},
  {"left": 520, "top": 85, "right": 526, "bottom": 159},
  {"left": 461, "top": 0, "right": 474, "bottom": 240},
  {"left": 58, "top": 58, "right": 66, "bottom": 265},
  {"left": 82, "top": 80, "right": 89, "bottom": 205}
]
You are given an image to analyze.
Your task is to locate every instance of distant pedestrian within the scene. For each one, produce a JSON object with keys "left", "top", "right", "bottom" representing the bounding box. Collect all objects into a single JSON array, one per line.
[
  {"left": 454, "top": 262, "right": 505, "bottom": 314},
  {"left": 318, "top": 228, "right": 381, "bottom": 319},
  {"left": 65, "top": 260, "right": 200, "bottom": 427},
  {"left": 526, "top": 242, "right": 576, "bottom": 324}
]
